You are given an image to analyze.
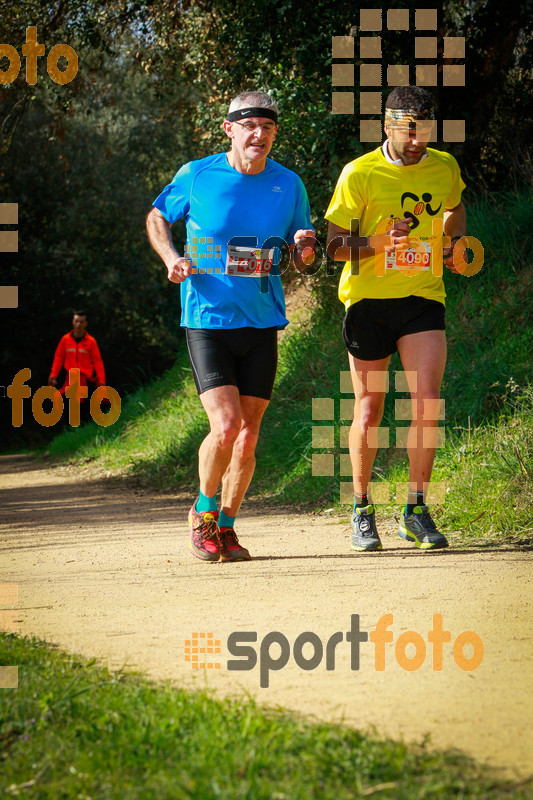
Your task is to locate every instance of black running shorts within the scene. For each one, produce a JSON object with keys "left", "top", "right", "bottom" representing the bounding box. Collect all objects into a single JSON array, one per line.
[
  {"left": 342, "top": 295, "right": 445, "bottom": 361},
  {"left": 186, "top": 327, "right": 278, "bottom": 399}
]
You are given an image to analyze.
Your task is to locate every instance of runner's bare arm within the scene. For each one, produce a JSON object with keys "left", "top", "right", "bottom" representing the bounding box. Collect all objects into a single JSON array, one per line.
[
  {"left": 146, "top": 207, "right": 192, "bottom": 284},
  {"left": 444, "top": 201, "right": 466, "bottom": 237},
  {"left": 443, "top": 201, "right": 467, "bottom": 274},
  {"left": 326, "top": 221, "right": 375, "bottom": 262}
]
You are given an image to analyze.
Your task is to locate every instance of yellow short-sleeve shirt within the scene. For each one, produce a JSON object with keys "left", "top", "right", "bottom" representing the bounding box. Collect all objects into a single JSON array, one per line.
[{"left": 325, "top": 146, "right": 465, "bottom": 309}]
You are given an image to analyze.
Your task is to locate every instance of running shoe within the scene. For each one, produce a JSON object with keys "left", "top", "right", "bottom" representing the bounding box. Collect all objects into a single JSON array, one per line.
[
  {"left": 351, "top": 504, "right": 382, "bottom": 551},
  {"left": 398, "top": 505, "right": 448, "bottom": 549},
  {"left": 188, "top": 502, "right": 220, "bottom": 561},
  {"left": 218, "top": 527, "right": 251, "bottom": 562}
]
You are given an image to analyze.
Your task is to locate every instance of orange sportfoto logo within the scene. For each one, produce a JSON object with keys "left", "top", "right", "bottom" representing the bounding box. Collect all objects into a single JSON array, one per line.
[{"left": 0, "top": 27, "right": 78, "bottom": 86}]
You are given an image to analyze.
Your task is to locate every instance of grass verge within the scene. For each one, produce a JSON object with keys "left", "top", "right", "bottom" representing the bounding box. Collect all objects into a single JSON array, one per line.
[
  {"left": 41, "top": 188, "right": 533, "bottom": 545},
  {"left": 367, "top": 380, "right": 533, "bottom": 548},
  {"left": 1, "top": 633, "right": 532, "bottom": 799}
]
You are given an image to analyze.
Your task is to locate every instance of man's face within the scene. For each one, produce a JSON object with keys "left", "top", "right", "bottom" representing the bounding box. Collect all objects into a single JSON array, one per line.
[
  {"left": 385, "top": 123, "right": 433, "bottom": 166},
  {"left": 224, "top": 117, "right": 277, "bottom": 162},
  {"left": 72, "top": 315, "right": 88, "bottom": 335}
]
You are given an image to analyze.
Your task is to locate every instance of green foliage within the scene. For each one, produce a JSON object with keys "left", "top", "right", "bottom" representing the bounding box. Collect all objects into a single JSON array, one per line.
[
  {"left": 47, "top": 346, "right": 209, "bottom": 485},
  {"left": 378, "top": 381, "right": 533, "bottom": 546},
  {"left": 3, "top": 0, "right": 533, "bottom": 522},
  {"left": 440, "top": 382, "right": 533, "bottom": 543},
  {"left": 152, "top": 0, "right": 367, "bottom": 235},
  {"left": 2, "top": 633, "right": 531, "bottom": 799},
  {"left": 45, "top": 293, "right": 346, "bottom": 503},
  {"left": 2, "top": 0, "right": 533, "bottom": 452},
  {"left": 444, "top": 0, "right": 533, "bottom": 188},
  {"left": 443, "top": 189, "right": 533, "bottom": 420},
  {"left": 150, "top": 0, "right": 533, "bottom": 204},
  {"left": 1, "top": 23, "right": 197, "bottom": 448},
  {"left": 45, "top": 186, "right": 533, "bottom": 545}
]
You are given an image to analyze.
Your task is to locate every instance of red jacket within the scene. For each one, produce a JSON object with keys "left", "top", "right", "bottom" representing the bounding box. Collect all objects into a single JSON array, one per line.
[{"left": 49, "top": 331, "right": 106, "bottom": 393}]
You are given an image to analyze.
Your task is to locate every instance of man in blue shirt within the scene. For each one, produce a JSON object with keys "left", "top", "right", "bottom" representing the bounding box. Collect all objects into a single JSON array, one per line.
[{"left": 147, "top": 91, "right": 314, "bottom": 563}]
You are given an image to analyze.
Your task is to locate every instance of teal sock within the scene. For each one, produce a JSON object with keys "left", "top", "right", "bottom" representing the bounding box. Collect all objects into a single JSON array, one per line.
[
  {"left": 196, "top": 489, "right": 217, "bottom": 513},
  {"left": 218, "top": 511, "right": 236, "bottom": 529}
]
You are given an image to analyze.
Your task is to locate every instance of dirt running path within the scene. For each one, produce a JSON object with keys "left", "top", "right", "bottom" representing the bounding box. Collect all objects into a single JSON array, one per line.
[{"left": 1, "top": 454, "right": 532, "bottom": 779}]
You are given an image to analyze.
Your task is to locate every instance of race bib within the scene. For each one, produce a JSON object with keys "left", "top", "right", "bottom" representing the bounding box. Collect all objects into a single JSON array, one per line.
[
  {"left": 226, "top": 246, "right": 274, "bottom": 277},
  {"left": 385, "top": 240, "right": 432, "bottom": 272}
]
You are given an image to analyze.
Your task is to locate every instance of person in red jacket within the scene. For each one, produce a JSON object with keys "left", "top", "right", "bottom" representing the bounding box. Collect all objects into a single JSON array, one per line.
[{"left": 48, "top": 311, "right": 106, "bottom": 415}]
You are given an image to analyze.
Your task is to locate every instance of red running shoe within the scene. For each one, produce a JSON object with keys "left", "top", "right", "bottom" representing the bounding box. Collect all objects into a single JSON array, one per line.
[
  {"left": 218, "top": 527, "right": 251, "bottom": 562},
  {"left": 188, "top": 502, "right": 220, "bottom": 562}
]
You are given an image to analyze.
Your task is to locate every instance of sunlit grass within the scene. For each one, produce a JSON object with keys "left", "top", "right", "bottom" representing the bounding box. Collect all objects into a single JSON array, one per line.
[
  {"left": 44, "top": 188, "right": 533, "bottom": 544},
  {"left": 1, "top": 634, "right": 531, "bottom": 800}
]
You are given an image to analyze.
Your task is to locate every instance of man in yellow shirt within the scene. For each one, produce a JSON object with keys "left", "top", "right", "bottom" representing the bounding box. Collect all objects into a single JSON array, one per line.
[{"left": 325, "top": 86, "right": 466, "bottom": 551}]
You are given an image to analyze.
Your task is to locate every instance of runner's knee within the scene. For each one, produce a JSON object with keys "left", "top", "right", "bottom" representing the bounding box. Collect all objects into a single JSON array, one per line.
[
  {"left": 233, "top": 426, "right": 260, "bottom": 460},
  {"left": 357, "top": 394, "right": 385, "bottom": 432},
  {"left": 411, "top": 390, "right": 441, "bottom": 423},
  {"left": 210, "top": 417, "right": 242, "bottom": 449}
]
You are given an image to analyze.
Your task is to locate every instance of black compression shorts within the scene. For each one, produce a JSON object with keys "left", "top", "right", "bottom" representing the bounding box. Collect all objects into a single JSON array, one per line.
[
  {"left": 342, "top": 295, "right": 445, "bottom": 361},
  {"left": 186, "top": 327, "right": 278, "bottom": 399}
]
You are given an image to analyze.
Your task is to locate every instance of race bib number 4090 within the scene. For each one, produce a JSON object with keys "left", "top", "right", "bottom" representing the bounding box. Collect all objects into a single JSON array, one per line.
[
  {"left": 385, "top": 240, "right": 432, "bottom": 271},
  {"left": 226, "top": 246, "right": 274, "bottom": 277}
]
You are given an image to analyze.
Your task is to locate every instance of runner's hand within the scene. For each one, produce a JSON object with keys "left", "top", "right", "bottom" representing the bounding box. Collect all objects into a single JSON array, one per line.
[
  {"left": 166, "top": 256, "right": 193, "bottom": 284},
  {"left": 443, "top": 246, "right": 459, "bottom": 273},
  {"left": 443, "top": 236, "right": 463, "bottom": 274},
  {"left": 388, "top": 217, "right": 411, "bottom": 249},
  {"left": 293, "top": 229, "right": 316, "bottom": 265}
]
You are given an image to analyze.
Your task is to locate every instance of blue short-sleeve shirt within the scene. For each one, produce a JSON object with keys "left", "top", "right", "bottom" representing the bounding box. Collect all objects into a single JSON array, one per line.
[{"left": 153, "top": 152, "right": 313, "bottom": 329}]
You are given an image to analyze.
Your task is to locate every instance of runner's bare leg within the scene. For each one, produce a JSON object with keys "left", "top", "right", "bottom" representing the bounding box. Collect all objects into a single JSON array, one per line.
[
  {"left": 198, "top": 386, "right": 269, "bottom": 515},
  {"left": 198, "top": 385, "right": 243, "bottom": 498},
  {"left": 348, "top": 354, "right": 391, "bottom": 495},
  {"left": 220, "top": 395, "right": 270, "bottom": 517},
  {"left": 397, "top": 329, "right": 447, "bottom": 494}
]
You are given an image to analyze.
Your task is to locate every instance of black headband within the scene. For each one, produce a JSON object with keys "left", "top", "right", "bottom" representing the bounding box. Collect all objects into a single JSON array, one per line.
[{"left": 227, "top": 106, "right": 278, "bottom": 124}]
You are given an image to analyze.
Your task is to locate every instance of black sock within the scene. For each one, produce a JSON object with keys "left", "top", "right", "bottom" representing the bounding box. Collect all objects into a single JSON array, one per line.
[
  {"left": 355, "top": 493, "right": 369, "bottom": 509},
  {"left": 406, "top": 491, "right": 425, "bottom": 515}
]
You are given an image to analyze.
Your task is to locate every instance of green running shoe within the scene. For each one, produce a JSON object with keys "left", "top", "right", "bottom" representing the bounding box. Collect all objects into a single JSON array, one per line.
[
  {"left": 398, "top": 505, "right": 448, "bottom": 550},
  {"left": 351, "top": 504, "right": 382, "bottom": 551}
]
